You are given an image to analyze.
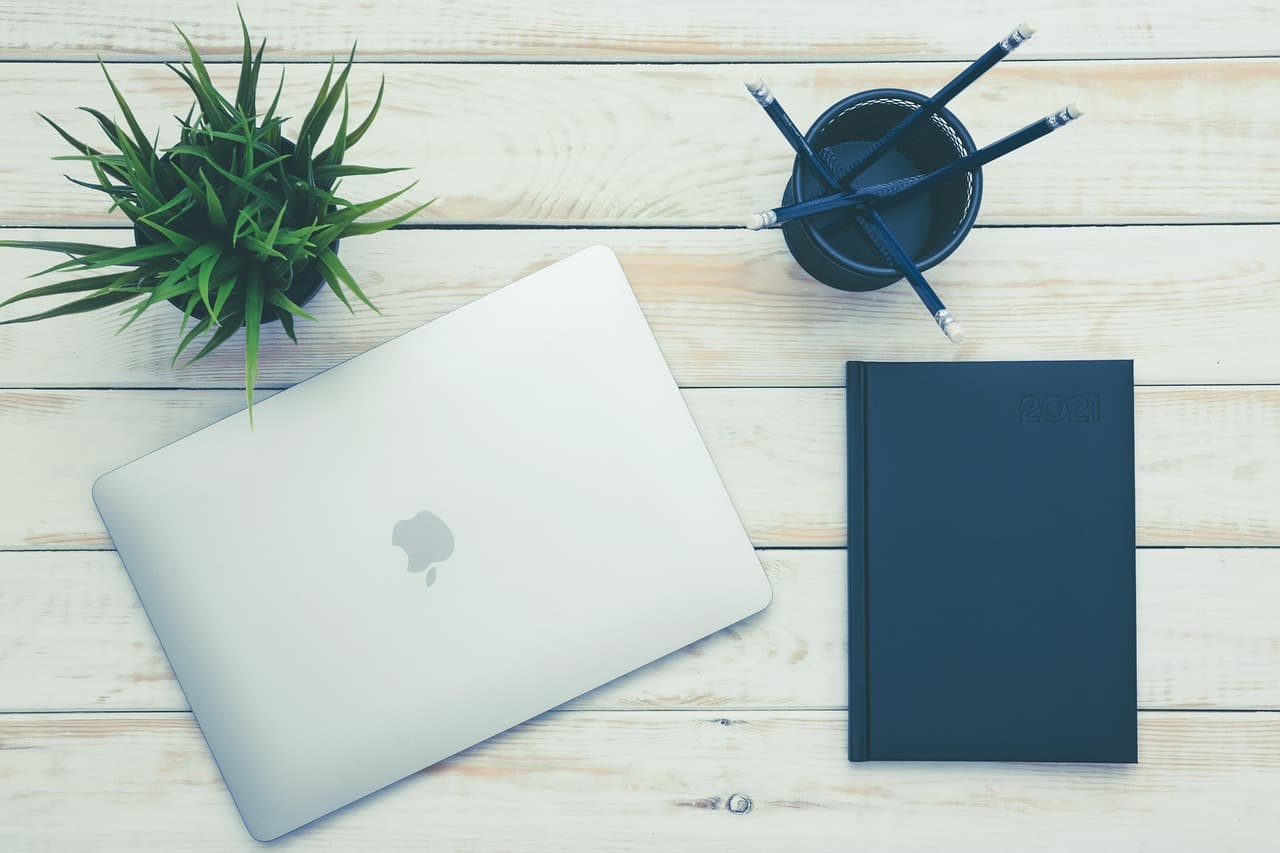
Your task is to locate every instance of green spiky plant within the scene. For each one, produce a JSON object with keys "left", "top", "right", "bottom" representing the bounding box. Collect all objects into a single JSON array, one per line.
[{"left": 0, "top": 13, "right": 429, "bottom": 419}]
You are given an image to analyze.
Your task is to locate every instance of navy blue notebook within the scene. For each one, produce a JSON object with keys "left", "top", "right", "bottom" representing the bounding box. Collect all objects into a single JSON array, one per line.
[{"left": 847, "top": 360, "right": 1136, "bottom": 763}]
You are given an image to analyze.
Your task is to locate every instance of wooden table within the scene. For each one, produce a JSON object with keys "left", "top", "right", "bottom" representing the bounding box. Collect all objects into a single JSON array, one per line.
[{"left": 2, "top": 2, "right": 1278, "bottom": 849}]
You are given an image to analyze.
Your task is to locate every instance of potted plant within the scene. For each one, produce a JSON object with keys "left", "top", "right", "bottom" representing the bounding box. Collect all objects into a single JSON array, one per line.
[{"left": 0, "top": 13, "right": 427, "bottom": 418}]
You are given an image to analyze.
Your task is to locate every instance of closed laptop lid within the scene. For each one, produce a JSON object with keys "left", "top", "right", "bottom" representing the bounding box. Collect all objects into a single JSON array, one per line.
[{"left": 92, "top": 246, "right": 771, "bottom": 840}]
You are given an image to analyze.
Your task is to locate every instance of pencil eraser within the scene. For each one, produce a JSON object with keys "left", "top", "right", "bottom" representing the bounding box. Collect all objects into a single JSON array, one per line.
[
  {"left": 1017, "top": 20, "right": 1037, "bottom": 38},
  {"left": 743, "top": 76, "right": 765, "bottom": 93},
  {"left": 935, "top": 311, "right": 966, "bottom": 344},
  {"left": 1066, "top": 102, "right": 1083, "bottom": 119},
  {"left": 743, "top": 213, "right": 767, "bottom": 231}
]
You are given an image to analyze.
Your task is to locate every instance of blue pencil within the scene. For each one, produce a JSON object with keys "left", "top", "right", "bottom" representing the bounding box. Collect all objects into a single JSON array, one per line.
[
  {"left": 856, "top": 209, "right": 964, "bottom": 343},
  {"left": 835, "top": 21, "right": 1036, "bottom": 185},
  {"left": 743, "top": 77, "right": 844, "bottom": 188},
  {"left": 745, "top": 103, "right": 1084, "bottom": 230},
  {"left": 744, "top": 76, "right": 964, "bottom": 342}
]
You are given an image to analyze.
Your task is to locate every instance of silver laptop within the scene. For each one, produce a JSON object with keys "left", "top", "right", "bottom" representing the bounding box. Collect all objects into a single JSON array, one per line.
[{"left": 92, "top": 246, "right": 772, "bottom": 841}]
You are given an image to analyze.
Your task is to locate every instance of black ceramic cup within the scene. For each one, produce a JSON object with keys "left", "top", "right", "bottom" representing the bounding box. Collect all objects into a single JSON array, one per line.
[{"left": 781, "top": 88, "right": 982, "bottom": 292}]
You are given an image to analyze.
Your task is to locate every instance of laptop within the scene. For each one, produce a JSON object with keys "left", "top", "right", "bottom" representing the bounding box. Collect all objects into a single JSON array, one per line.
[{"left": 92, "top": 246, "right": 772, "bottom": 841}]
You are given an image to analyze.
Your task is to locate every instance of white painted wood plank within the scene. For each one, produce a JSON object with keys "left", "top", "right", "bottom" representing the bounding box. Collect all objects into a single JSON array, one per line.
[
  {"left": 0, "top": 711, "right": 1276, "bottom": 851},
  {"left": 1, "top": 387, "right": 1278, "bottom": 550},
  {"left": 0, "top": 60, "right": 1275, "bottom": 226},
  {"left": 1, "top": 549, "right": 1275, "bottom": 713},
  {"left": 1137, "top": 549, "right": 1280, "bottom": 710},
  {"left": 0, "top": 550, "right": 841, "bottom": 713},
  {"left": 1, "top": 226, "right": 1278, "bottom": 388},
  {"left": 1, "top": 1, "right": 1274, "bottom": 61}
]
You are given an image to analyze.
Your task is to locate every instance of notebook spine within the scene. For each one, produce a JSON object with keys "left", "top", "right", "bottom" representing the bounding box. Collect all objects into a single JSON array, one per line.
[{"left": 847, "top": 362, "right": 871, "bottom": 762}]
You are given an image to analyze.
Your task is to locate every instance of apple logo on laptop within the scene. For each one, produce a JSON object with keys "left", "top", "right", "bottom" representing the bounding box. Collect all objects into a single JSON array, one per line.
[{"left": 392, "top": 510, "right": 454, "bottom": 587}]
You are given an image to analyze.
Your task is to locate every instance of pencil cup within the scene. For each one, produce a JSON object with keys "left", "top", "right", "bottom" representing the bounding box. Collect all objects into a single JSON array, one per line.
[{"left": 782, "top": 89, "right": 982, "bottom": 292}]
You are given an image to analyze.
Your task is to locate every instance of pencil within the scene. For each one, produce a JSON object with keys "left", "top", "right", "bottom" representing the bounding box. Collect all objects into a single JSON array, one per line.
[
  {"left": 743, "top": 75, "right": 962, "bottom": 340},
  {"left": 835, "top": 21, "right": 1036, "bottom": 185},
  {"left": 743, "top": 76, "right": 843, "bottom": 188},
  {"left": 746, "top": 103, "right": 1084, "bottom": 229},
  {"left": 857, "top": 208, "right": 966, "bottom": 343}
]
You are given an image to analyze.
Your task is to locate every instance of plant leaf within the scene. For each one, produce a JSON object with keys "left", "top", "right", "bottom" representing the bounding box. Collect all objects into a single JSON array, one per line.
[
  {"left": 0, "top": 240, "right": 118, "bottom": 256},
  {"left": 97, "top": 58, "right": 155, "bottom": 159},
  {"left": 314, "top": 164, "right": 408, "bottom": 181},
  {"left": 200, "top": 170, "right": 227, "bottom": 230},
  {"left": 266, "top": 287, "right": 317, "bottom": 322},
  {"left": 337, "top": 199, "right": 434, "bottom": 237},
  {"left": 0, "top": 271, "right": 140, "bottom": 309},
  {"left": 263, "top": 202, "right": 288, "bottom": 250},
  {"left": 276, "top": 301, "right": 297, "bottom": 342},
  {"left": 296, "top": 57, "right": 336, "bottom": 154},
  {"left": 196, "top": 253, "right": 217, "bottom": 317},
  {"left": 38, "top": 113, "right": 98, "bottom": 157},
  {"left": 174, "top": 25, "right": 233, "bottom": 116},
  {"left": 134, "top": 218, "right": 197, "bottom": 254},
  {"left": 183, "top": 311, "right": 242, "bottom": 366},
  {"left": 316, "top": 247, "right": 378, "bottom": 314},
  {"left": 171, "top": 312, "right": 214, "bottom": 367},
  {"left": 140, "top": 241, "right": 222, "bottom": 308},
  {"left": 314, "top": 250, "right": 352, "bottom": 313},
  {"left": 260, "top": 68, "right": 286, "bottom": 129},
  {"left": 243, "top": 268, "right": 264, "bottom": 424},
  {"left": 343, "top": 75, "right": 384, "bottom": 150},
  {"left": 343, "top": 180, "right": 419, "bottom": 217},
  {"left": 63, "top": 173, "right": 133, "bottom": 198},
  {"left": 212, "top": 277, "right": 237, "bottom": 320},
  {"left": 322, "top": 88, "right": 350, "bottom": 171},
  {"left": 28, "top": 242, "right": 179, "bottom": 278},
  {"left": 234, "top": 7, "right": 257, "bottom": 114},
  {"left": 241, "top": 235, "right": 287, "bottom": 261},
  {"left": 179, "top": 291, "right": 199, "bottom": 337},
  {"left": 166, "top": 61, "right": 232, "bottom": 132},
  {"left": 0, "top": 289, "right": 138, "bottom": 325}
]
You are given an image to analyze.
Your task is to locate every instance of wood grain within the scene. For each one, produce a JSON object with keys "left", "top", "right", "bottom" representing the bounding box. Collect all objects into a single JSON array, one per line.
[
  {"left": 0, "top": 2, "right": 1274, "bottom": 849},
  {"left": 1, "top": 549, "right": 1275, "bottom": 713},
  {"left": 1, "top": 60, "right": 1277, "bottom": 226},
  {"left": 3, "top": 387, "right": 1279, "bottom": 550},
  {"left": 1, "top": 710, "right": 1277, "bottom": 850},
  {"left": 2, "top": 226, "right": 1279, "bottom": 388},
  {"left": 3, "top": 1, "right": 1276, "bottom": 61}
]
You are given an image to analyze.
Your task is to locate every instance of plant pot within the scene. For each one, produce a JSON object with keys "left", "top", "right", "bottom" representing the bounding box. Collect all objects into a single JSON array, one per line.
[
  {"left": 781, "top": 88, "right": 982, "bottom": 292},
  {"left": 133, "top": 223, "right": 334, "bottom": 324},
  {"left": 137, "top": 138, "right": 335, "bottom": 324}
]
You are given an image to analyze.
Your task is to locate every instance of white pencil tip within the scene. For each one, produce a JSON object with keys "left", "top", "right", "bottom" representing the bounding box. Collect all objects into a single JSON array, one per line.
[
  {"left": 1017, "top": 20, "right": 1037, "bottom": 38},
  {"left": 743, "top": 75, "right": 765, "bottom": 92},
  {"left": 1066, "top": 102, "right": 1083, "bottom": 119},
  {"left": 743, "top": 213, "right": 767, "bottom": 230}
]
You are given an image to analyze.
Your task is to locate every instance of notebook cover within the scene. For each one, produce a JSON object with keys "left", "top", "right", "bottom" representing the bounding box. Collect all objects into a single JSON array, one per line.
[{"left": 847, "top": 360, "right": 1136, "bottom": 763}]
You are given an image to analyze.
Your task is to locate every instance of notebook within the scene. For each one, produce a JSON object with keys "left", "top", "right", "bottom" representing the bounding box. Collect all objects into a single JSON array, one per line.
[{"left": 847, "top": 360, "right": 1136, "bottom": 762}]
